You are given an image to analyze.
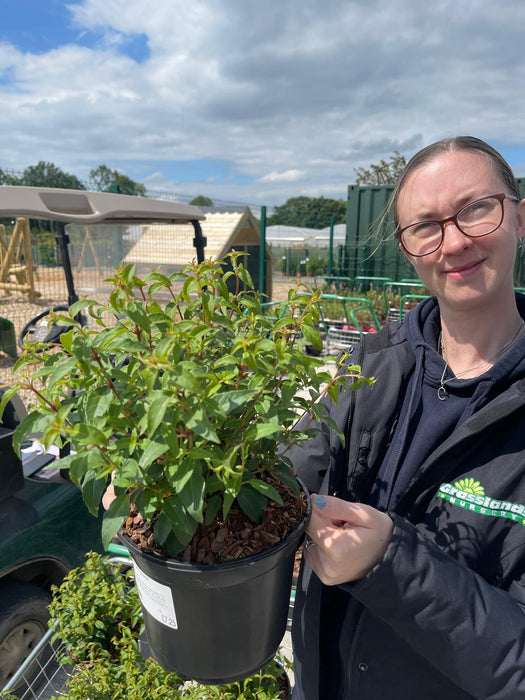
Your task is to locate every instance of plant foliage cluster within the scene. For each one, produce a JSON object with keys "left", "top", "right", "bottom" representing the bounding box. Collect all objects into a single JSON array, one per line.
[
  {"left": 190, "top": 195, "right": 214, "bottom": 207},
  {"left": 0, "top": 161, "right": 86, "bottom": 191},
  {"left": 45, "top": 552, "right": 289, "bottom": 699},
  {"left": 0, "top": 161, "right": 146, "bottom": 197},
  {"left": 6, "top": 253, "right": 368, "bottom": 557},
  {"left": 353, "top": 150, "right": 407, "bottom": 186},
  {"left": 88, "top": 164, "right": 146, "bottom": 196}
]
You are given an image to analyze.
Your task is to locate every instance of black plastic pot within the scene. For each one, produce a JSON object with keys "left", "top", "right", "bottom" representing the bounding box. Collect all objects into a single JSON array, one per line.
[{"left": 120, "top": 486, "right": 309, "bottom": 685}]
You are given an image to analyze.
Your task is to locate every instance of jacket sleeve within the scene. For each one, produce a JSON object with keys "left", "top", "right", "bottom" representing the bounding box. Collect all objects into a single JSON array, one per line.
[{"left": 346, "top": 514, "right": 525, "bottom": 699}]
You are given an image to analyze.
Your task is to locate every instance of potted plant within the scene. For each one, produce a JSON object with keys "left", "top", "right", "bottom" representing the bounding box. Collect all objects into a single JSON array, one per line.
[{"left": 3, "top": 253, "right": 368, "bottom": 683}]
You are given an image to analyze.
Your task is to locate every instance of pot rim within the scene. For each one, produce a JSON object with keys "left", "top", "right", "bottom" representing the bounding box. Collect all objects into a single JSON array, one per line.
[{"left": 119, "top": 477, "right": 311, "bottom": 573}]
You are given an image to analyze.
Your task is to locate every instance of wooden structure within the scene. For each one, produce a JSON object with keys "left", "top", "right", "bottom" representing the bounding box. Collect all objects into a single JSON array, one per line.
[
  {"left": 0, "top": 218, "right": 38, "bottom": 301},
  {"left": 76, "top": 226, "right": 101, "bottom": 273},
  {"left": 124, "top": 208, "right": 273, "bottom": 298}
]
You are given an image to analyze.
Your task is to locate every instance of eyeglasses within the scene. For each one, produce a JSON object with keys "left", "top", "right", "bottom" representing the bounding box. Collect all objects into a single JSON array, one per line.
[{"left": 395, "top": 193, "right": 519, "bottom": 257}]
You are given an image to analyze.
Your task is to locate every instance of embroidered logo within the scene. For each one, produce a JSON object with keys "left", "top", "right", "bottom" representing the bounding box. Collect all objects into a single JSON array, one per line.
[{"left": 437, "top": 480, "right": 525, "bottom": 526}]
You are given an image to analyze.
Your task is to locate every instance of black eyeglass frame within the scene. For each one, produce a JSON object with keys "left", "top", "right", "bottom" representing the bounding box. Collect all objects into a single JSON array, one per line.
[{"left": 395, "top": 192, "right": 519, "bottom": 257}]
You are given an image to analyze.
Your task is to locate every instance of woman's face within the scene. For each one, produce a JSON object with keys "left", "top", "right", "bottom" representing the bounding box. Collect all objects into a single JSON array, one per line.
[{"left": 396, "top": 150, "right": 525, "bottom": 314}]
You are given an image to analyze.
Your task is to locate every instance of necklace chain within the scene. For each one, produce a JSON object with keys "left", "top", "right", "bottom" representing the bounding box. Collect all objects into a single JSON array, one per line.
[{"left": 437, "top": 321, "right": 525, "bottom": 401}]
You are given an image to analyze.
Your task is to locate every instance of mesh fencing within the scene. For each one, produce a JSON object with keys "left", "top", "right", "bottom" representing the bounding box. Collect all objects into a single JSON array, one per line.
[{"left": 0, "top": 219, "right": 208, "bottom": 369}]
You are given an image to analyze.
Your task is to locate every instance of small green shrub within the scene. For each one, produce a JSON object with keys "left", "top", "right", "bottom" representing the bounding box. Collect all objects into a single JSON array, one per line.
[
  {"left": 305, "top": 256, "right": 326, "bottom": 277},
  {"left": 48, "top": 552, "right": 289, "bottom": 699},
  {"left": 48, "top": 552, "right": 142, "bottom": 664},
  {"left": 49, "top": 630, "right": 183, "bottom": 699}
]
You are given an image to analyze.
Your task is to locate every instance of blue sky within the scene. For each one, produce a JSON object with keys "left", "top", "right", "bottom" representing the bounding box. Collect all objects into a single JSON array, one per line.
[
  {"left": 1, "top": 0, "right": 525, "bottom": 206},
  {"left": 1, "top": 0, "right": 149, "bottom": 61}
]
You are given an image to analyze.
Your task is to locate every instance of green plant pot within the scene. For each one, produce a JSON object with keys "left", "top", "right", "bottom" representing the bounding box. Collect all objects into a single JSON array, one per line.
[{"left": 119, "top": 483, "right": 310, "bottom": 685}]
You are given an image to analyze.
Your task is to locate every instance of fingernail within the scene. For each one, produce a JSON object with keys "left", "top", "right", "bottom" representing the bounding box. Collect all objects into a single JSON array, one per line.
[{"left": 313, "top": 495, "right": 327, "bottom": 510}]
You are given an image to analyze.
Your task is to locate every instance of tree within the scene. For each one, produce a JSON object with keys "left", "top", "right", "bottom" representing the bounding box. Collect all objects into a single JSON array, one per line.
[
  {"left": 89, "top": 165, "right": 146, "bottom": 196},
  {"left": 268, "top": 196, "right": 346, "bottom": 229},
  {"left": 0, "top": 168, "right": 21, "bottom": 185},
  {"left": 3, "top": 161, "right": 85, "bottom": 190},
  {"left": 190, "top": 195, "right": 214, "bottom": 207},
  {"left": 354, "top": 150, "right": 407, "bottom": 186}
]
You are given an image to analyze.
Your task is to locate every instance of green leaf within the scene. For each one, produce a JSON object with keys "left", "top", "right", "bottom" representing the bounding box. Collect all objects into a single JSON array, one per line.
[
  {"left": 186, "top": 407, "right": 220, "bottom": 443},
  {"left": 68, "top": 454, "right": 90, "bottom": 488},
  {"left": 163, "top": 497, "right": 197, "bottom": 546},
  {"left": 204, "top": 494, "right": 221, "bottom": 526},
  {"left": 81, "top": 470, "right": 107, "bottom": 516},
  {"left": 59, "top": 329, "right": 75, "bottom": 354},
  {"left": 68, "top": 299, "right": 92, "bottom": 318},
  {"left": 163, "top": 531, "right": 186, "bottom": 558},
  {"left": 188, "top": 446, "right": 215, "bottom": 460},
  {"left": 112, "top": 458, "right": 140, "bottom": 487},
  {"left": 153, "top": 513, "right": 173, "bottom": 546},
  {"left": 237, "top": 266, "right": 253, "bottom": 288},
  {"left": 178, "top": 469, "right": 205, "bottom": 523},
  {"left": 101, "top": 492, "right": 131, "bottom": 550},
  {"left": 273, "top": 461, "right": 301, "bottom": 493},
  {"left": 13, "top": 411, "right": 53, "bottom": 454},
  {"left": 323, "top": 415, "right": 346, "bottom": 445},
  {"left": 165, "top": 461, "right": 194, "bottom": 492},
  {"left": 76, "top": 423, "right": 109, "bottom": 446},
  {"left": 299, "top": 322, "right": 323, "bottom": 350},
  {"left": 237, "top": 485, "right": 266, "bottom": 523},
  {"left": 248, "top": 478, "right": 283, "bottom": 505},
  {"left": 244, "top": 422, "right": 282, "bottom": 442},
  {"left": 146, "top": 391, "right": 171, "bottom": 435},
  {"left": 214, "top": 389, "right": 257, "bottom": 415},
  {"left": 84, "top": 390, "right": 115, "bottom": 420},
  {"left": 126, "top": 302, "right": 151, "bottom": 332},
  {"left": 138, "top": 440, "right": 169, "bottom": 470},
  {"left": 0, "top": 386, "right": 20, "bottom": 423},
  {"left": 222, "top": 489, "right": 236, "bottom": 519},
  {"left": 151, "top": 335, "right": 175, "bottom": 361}
]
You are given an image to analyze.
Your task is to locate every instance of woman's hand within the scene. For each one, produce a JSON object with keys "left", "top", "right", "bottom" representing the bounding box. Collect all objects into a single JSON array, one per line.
[
  {"left": 102, "top": 471, "right": 116, "bottom": 510},
  {"left": 305, "top": 495, "right": 393, "bottom": 585}
]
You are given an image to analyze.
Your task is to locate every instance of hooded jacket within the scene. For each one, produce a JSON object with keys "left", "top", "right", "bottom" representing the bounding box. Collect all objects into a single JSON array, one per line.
[{"left": 291, "top": 296, "right": 525, "bottom": 700}]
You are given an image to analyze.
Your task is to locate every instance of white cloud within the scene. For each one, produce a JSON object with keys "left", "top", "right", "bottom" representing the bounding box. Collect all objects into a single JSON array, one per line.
[
  {"left": 258, "top": 170, "right": 305, "bottom": 183},
  {"left": 0, "top": 0, "right": 524, "bottom": 205}
]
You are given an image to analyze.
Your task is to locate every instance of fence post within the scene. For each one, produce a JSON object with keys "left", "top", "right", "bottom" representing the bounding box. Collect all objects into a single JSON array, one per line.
[
  {"left": 328, "top": 215, "right": 334, "bottom": 277},
  {"left": 56, "top": 222, "right": 79, "bottom": 306},
  {"left": 259, "top": 206, "right": 266, "bottom": 295}
]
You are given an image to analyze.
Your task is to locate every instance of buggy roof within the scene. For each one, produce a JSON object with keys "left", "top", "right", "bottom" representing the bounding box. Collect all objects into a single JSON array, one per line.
[{"left": 0, "top": 186, "right": 204, "bottom": 225}]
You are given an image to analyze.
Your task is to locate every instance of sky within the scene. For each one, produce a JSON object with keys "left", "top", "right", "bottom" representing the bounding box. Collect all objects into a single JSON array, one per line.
[{"left": 1, "top": 0, "right": 525, "bottom": 207}]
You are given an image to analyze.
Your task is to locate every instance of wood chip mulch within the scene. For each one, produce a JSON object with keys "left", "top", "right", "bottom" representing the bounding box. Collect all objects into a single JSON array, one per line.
[{"left": 121, "top": 480, "right": 307, "bottom": 565}]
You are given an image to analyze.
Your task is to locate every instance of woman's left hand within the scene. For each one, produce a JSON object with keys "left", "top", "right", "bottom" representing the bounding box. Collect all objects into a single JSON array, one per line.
[{"left": 305, "top": 495, "right": 394, "bottom": 585}]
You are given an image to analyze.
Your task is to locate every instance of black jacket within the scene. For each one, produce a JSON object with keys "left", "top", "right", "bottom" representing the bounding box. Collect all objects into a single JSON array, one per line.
[{"left": 291, "top": 299, "right": 525, "bottom": 699}]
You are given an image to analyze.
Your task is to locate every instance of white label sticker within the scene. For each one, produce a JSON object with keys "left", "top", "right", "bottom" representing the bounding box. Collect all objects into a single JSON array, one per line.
[{"left": 133, "top": 563, "right": 178, "bottom": 630}]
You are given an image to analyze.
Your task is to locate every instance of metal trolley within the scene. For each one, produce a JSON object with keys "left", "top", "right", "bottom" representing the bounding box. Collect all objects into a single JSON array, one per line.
[
  {"left": 1, "top": 624, "right": 70, "bottom": 699},
  {"left": 1, "top": 554, "right": 131, "bottom": 699}
]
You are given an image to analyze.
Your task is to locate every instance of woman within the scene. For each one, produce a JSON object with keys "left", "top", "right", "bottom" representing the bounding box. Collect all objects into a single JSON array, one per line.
[{"left": 290, "top": 136, "right": 525, "bottom": 699}]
